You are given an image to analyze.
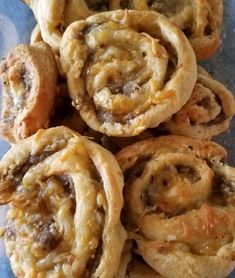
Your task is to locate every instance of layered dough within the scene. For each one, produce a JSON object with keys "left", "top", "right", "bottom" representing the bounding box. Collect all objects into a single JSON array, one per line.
[
  {"left": 0, "top": 42, "right": 57, "bottom": 143},
  {"left": 60, "top": 10, "right": 197, "bottom": 137},
  {"left": 116, "top": 136, "right": 235, "bottom": 278},
  {"left": 23, "top": 0, "right": 223, "bottom": 60},
  {"left": 0, "top": 126, "right": 126, "bottom": 277},
  {"left": 131, "top": 0, "right": 223, "bottom": 60},
  {"left": 23, "top": 0, "right": 119, "bottom": 52},
  {"left": 161, "top": 66, "right": 235, "bottom": 139}
]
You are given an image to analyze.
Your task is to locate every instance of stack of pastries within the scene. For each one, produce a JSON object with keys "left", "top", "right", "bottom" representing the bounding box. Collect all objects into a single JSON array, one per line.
[{"left": 0, "top": 1, "right": 235, "bottom": 277}]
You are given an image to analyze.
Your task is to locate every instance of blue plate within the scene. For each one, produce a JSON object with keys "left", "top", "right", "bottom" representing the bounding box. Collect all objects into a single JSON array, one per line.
[{"left": 0, "top": 0, "right": 235, "bottom": 277}]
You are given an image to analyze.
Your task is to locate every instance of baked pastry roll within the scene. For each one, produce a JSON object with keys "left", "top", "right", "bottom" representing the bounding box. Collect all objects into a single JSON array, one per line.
[
  {"left": 23, "top": 0, "right": 64, "bottom": 52},
  {"left": 116, "top": 135, "right": 235, "bottom": 278},
  {"left": 60, "top": 10, "right": 197, "bottom": 137},
  {"left": 0, "top": 42, "right": 57, "bottom": 144},
  {"left": 161, "top": 66, "right": 235, "bottom": 140},
  {"left": 130, "top": 0, "right": 223, "bottom": 60},
  {"left": 0, "top": 126, "right": 126, "bottom": 277},
  {"left": 23, "top": 0, "right": 117, "bottom": 52}
]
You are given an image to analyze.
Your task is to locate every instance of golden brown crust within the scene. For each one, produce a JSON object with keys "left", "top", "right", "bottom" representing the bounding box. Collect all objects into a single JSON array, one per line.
[
  {"left": 0, "top": 126, "right": 126, "bottom": 277},
  {"left": 60, "top": 10, "right": 197, "bottom": 137},
  {"left": 23, "top": 0, "right": 223, "bottom": 59},
  {"left": 23, "top": 0, "right": 119, "bottom": 52},
  {"left": 23, "top": 0, "right": 65, "bottom": 52},
  {"left": 0, "top": 42, "right": 58, "bottom": 144},
  {"left": 116, "top": 136, "right": 235, "bottom": 278},
  {"left": 23, "top": 0, "right": 127, "bottom": 51},
  {"left": 116, "top": 135, "right": 227, "bottom": 171},
  {"left": 161, "top": 66, "right": 235, "bottom": 140},
  {"left": 130, "top": 0, "right": 223, "bottom": 60},
  {"left": 190, "top": 0, "right": 223, "bottom": 60}
]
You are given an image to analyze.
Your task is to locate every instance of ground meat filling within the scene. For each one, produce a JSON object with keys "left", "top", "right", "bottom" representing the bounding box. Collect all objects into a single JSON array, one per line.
[
  {"left": 5, "top": 63, "right": 31, "bottom": 118},
  {"left": 54, "top": 175, "right": 76, "bottom": 214},
  {"left": 202, "top": 93, "right": 226, "bottom": 126},
  {"left": 141, "top": 165, "right": 201, "bottom": 216},
  {"left": 142, "top": 177, "right": 158, "bottom": 210},
  {"left": 36, "top": 219, "right": 60, "bottom": 252},
  {"left": 175, "top": 164, "right": 201, "bottom": 183},
  {"left": 149, "top": 0, "right": 193, "bottom": 32},
  {"left": 21, "top": 66, "right": 32, "bottom": 96},
  {"left": 221, "top": 177, "right": 235, "bottom": 195},
  {"left": 3, "top": 136, "right": 71, "bottom": 190},
  {"left": 213, "top": 174, "right": 235, "bottom": 196},
  {"left": 5, "top": 174, "right": 76, "bottom": 257},
  {"left": 55, "top": 175, "right": 76, "bottom": 198},
  {"left": 124, "top": 156, "right": 151, "bottom": 183},
  {"left": 80, "top": 24, "right": 178, "bottom": 125},
  {"left": 80, "top": 24, "right": 100, "bottom": 37},
  {"left": 4, "top": 150, "right": 57, "bottom": 187},
  {"left": 149, "top": 0, "right": 182, "bottom": 13}
]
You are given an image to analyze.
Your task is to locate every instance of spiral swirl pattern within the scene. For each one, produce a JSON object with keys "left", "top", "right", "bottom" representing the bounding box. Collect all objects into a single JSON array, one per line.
[
  {"left": 23, "top": 0, "right": 222, "bottom": 59},
  {"left": 0, "top": 42, "right": 57, "bottom": 143},
  {"left": 61, "top": 10, "right": 196, "bottom": 137},
  {"left": 116, "top": 135, "right": 235, "bottom": 278},
  {"left": 127, "top": 0, "right": 223, "bottom": 60},
  {"left": 161, "top": 66, "right": 235, "bottom": 140},
  {"left": 0, "top": 127, "right": 126, "bottom": 277},
  {"left": 23, "top": 0, "right": 120, "bottom": 52}
]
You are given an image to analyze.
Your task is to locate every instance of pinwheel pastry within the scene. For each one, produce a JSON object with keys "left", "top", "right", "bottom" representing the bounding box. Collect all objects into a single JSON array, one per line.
[
  {"left": 160, "top": 66, "right": 235, "bottom": 140},
  {"left": 60, "top": 10, "right": 197, "bottom": 137},
  {"left": 0, "top": 126, "right": 126, "bottom": 277},
  {"left": 116, "top": 135, "right": 235, "bottom": 278},
  {"left": 130, "top": 0, "right": 223, "bottom": 60},
  {"left": 23, "top": 0, "right": 120, "bottom": 52},
  {"left": 0, "top": 42, "right": 57, "bottom": 144}
]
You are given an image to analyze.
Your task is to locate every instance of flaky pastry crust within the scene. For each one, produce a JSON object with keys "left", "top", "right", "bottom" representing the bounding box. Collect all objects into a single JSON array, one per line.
[
  {"left": 0, "top": 126, "right": 126, "bottom": 277},
  {"left": 0, "top": 42, "right": 57, "bottom": 144},
  {"left": 23, "top": 0, "right": 119, "bottom": 52},
  {"left": 23, "top": 0, "right": 65, "bottom": 52},
  {"left": 60, "top": 10, "right": 197, "bottom": 137},
  {"left": 161, "top": 66, "right": 235, "bottom": 139},
  {"left": 129, "top": 0, "right": 223, "bottom": 60},
  {"left": 23, "top": 0, "right": 223, "bottom": 59},
  {"left": 116, "top": 135, "right": 235, "bottom": 278}
]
